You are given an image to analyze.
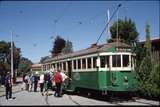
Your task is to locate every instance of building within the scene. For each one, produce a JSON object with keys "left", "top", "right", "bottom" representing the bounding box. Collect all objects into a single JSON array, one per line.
[
  {"left": 30, "top": 64, "right": 42, "bottom": 72},
  {"left": 139, "top": 37, "right": 160, "bottom": 64}
]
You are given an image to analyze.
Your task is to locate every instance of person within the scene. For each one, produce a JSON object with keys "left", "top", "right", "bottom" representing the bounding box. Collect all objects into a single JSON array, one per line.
[
  {"left": 54, "top": 69, "right": 63, "bottom": 97},
  {"left": 21, "top": 81, "right": 25, "bottom": 91},
  {"left": 24, "top": 74, "right": 29, "bottom": 91},
  {"left": 29, "top": 74, "right": 34, "bottom": 92},
  {"left": 60, "top": 71, "right": 70, "bottom": 95},
  {"left": 21, "top": 73, "right": 26, "bottom": 90},
  {"left": 34, "top": 72, "right": 39, "bottom": 92},
  {"left": 39, "top": 73, "right": 44, "bottom": 95},
  {"left": 43, "top": 73, "right": 50, "bottom": 96},
  {"left": 5, "top": 71, "right": 12, "bottom": 100}
]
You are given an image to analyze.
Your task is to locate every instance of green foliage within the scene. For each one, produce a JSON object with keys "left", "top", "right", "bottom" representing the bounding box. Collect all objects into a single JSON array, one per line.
[
  {"left": 62, "top": 40, "right": 73, "bottom": 54},
  {"left": 40, "top": 56, "right": 49, "bottom": 63},
  {"left": 0, "top": 41, "right": 21, "bottom": 71},
  {"left": 108, "top": 17, "right": 139, "bottom": 46},
  {"left": 17, "top": 57, "right": 32, "bottom": 76},
  {"left": 51, "top": 36, "right": 66, "bottom": 57},
  {"left": 136, "top": 23, "right": 160, "bottom": 99},
  {"left": 137, "top": 63, "right": 160, "bottom": 98},
  {"left": 0, "top": 41, "right": 10, "bottom": 62},
  {"left": 144, "top": 23, "right": 151, "bottom": 56},
  {"left": 150, "top": 64, "right": 160, "bottom": 97},
  {"left": 138, "top": 56, "right": 152, "bottom": 82}
]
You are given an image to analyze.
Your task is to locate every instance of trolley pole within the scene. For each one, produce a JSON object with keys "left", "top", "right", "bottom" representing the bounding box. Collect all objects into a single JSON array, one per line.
[{"left": 11, "top": 30, "right": 14, "bottom": 84}]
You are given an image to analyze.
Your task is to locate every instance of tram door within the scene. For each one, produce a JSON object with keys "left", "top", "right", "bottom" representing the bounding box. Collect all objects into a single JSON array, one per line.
[{"left": 66, "top": 61, "right": 72, "bottom": 89}]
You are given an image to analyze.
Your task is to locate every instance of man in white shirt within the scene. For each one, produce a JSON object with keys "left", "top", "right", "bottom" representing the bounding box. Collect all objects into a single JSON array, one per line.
[
  {"left": 39, "top": 74, "right": 44, "bottom": 95},
  {"left": 60, "top": 72, "right": 68, "bottom": 82},
  {"left": 60, "top": 71, "right": 71, "bottom": 95}
]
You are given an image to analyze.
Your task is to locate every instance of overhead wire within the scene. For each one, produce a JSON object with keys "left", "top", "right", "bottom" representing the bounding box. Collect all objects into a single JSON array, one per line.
[
  {"left": 96, "top": 3, "right": 122, "bottom": 45},
  {"left": 55, "top": 1, "right": 72, "bottom": 23},
  {"left": 52, "top": 1, "right": 72, "bottom": 37},
  {"left": 64, "top": 7, "right": 109, "bottom": 36}
]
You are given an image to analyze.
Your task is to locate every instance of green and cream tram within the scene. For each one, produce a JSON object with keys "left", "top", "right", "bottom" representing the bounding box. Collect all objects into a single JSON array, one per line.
[{"left": 42, "top": 42, "right": 137, "bottom": 95}]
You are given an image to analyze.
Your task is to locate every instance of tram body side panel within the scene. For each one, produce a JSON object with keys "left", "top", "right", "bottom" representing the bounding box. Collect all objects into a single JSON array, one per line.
[
  {"left": 70, "top": 71, "right": 99, "bottom": 90},
  {"left": 97, "top": 70, "right": 108, "bottom": 90}
]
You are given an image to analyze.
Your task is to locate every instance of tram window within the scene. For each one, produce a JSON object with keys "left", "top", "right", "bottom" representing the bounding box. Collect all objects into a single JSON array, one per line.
[
  {"left": 93, "top": 57, "right": 97, "bottom": 68},
  {"left": 100, "top": 56, "right": 106, "bottom": 68},
  {"left": 59, "top": 63, "right": 62, "bottom": 69},
  {"left": 63, "top": 62, "right": 66, "bottom": 71},
  {"left": 112, "top": 55, "right": 121, "bottom": 67},
  {"left": 78, "top": 59, "right": 81, "bottom": 69},
  {"left": 52, "top": 64, "right": 55, "bottom": 69},
  {"left": 82, "top": 58, "right": 86, "bottom": 69},
  {"left": 48, "top": 64, "right": 51, "bottom": 69},
  {"left": 57, "top": 63, "right": 59, "bottom": 69},
  {"left": 73, "top": 60, "right": 76, "bottom": 69},
  {"left": 106, "top": 56, "right": 109, "bottom": 67},
  {"left": 100, "top": 56, "right": 109, "bottom": 68},
  {"left": 87, "top": 58, "right": 91, "bottom": 69},
  {"left": 123, "top": 55, "right": 129, "bottom": 67}
]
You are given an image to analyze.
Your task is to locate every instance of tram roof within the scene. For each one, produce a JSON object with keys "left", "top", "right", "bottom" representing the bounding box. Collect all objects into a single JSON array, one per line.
[{"left": 43, "top": 42, "right": 130, "bottom": 63}]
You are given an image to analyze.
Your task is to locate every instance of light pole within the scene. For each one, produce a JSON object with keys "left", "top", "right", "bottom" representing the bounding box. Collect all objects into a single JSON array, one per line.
[{"left": 11, "top": 30, "right": 14, "bottom": 84}]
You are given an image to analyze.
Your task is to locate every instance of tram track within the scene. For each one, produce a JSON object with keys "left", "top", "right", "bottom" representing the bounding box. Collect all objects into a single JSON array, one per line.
[
  {"left": 133, "top": 98, "right": 159, "bottom": 106},
  {"left": 108, "top": 96, "right": 159, "bottom": 106},
  {"left": 67, "top": 93, "right": 159, "bottom": 106},
  {"left": 67, "top": 95, "right": 81, "bottom": 105}
]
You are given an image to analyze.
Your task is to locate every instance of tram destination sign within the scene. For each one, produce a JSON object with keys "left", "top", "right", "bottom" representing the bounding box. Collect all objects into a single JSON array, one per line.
[{"left": 116, "top": 47, "right": 131, "bottom": 52}]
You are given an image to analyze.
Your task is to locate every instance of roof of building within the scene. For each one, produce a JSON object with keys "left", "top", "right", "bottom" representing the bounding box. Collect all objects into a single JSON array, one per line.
[
  {"left": 139, "top": 37, "right": 160, "bottom": 44},
  {"left": 31, "top": 64, "right": 42, "bottom": 68}
]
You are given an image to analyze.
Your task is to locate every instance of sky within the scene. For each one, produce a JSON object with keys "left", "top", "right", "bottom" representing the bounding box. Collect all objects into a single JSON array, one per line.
[{"left": 0, "top": 1, "right": 159, "bottom": 63}]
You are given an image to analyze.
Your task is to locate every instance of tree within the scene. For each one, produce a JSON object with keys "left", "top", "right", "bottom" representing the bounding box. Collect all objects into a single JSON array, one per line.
[
  {"left": 40, "top": 56, "right": 49, "bottom": 63},
  {"left": 7, "top": 42, "right": 21, "bottom": 82},
  {"left": 51, "top": 36, "right": 66, "bottom": 57},
  {"left": 137, "top": 23, "right": 160, "bottom": 99},
  {"left": 62, "top": 40, "right": 73, "bottom": 54},
  {"left": 108, "top": 17, "right": 139, "bottom": 46},
  {"left": 17, "top": 57, "right": 32, "bottom": 76},
  {"left": 0, "top": 41, "right": 11, "bottom": 84},
  {"left": 0, "top": 41, "right": 10, "bottom": 63},
  {"left": 0, "top": 41, "right": 21, "bottom": 83}
]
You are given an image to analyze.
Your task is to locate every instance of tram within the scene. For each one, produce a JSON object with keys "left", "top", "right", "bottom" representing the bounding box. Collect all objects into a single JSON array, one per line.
[{"left": 42, "top": 41, "right": 137, "bottom": 95}]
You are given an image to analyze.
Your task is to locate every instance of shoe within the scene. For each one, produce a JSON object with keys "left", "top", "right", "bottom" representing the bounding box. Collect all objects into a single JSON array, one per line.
[
  {"left": 8, "top": 98, "right": 13, "bottom": 100},
  {"left": 57, "top": 94, "right": 62, "bottom": 97},
  {"left": 54, "top": 93, "right": 57, "bottom": 97}
]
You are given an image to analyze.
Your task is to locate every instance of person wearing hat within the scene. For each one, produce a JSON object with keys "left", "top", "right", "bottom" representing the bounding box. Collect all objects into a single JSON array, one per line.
[{"left": 5, "top": 71, "right": 12, "bottom": 100}]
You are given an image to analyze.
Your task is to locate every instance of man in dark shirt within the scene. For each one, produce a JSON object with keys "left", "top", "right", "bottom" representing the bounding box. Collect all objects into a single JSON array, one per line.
[
  {"left": 5, "top": 71, "right": 12, "bottom": 100},
  {"left": 34, "top": 74, "right": 39, "bottom": 92}
]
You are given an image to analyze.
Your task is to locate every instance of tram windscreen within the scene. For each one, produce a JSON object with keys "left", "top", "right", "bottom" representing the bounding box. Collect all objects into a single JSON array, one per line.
[
  {"left": 123, "top": 55, "right": 129, "bottom": 67},
  {"left": 112, "top": 55, "right": 121, "bottom": 67}
]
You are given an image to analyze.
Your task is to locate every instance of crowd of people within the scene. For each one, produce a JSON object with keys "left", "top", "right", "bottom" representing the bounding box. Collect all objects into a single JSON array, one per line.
[
  {"left": 22, "top": 69, "right": 70, "bottom": 97},
  {"left": 4, "top": 69, "right": 70, "bottom": 100}
]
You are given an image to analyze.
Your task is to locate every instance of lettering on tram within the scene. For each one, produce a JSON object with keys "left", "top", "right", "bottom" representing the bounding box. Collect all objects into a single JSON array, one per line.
[{"left": 116, "top": 47, "right": 131, "bottom": 52}]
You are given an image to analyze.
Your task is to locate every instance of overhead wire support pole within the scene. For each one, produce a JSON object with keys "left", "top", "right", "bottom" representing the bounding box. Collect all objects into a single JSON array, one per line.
[
  {"left": 96, "top": 3, "right": 122, "bottom": 45},
  {"left": 107, "top": 9, "right": 110, "bottom": 40},
  {"left": 11, "top": 30, "right": 14, "bottom": 84}
]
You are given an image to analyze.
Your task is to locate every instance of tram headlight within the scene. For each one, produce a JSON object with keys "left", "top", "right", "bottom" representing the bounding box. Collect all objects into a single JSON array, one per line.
[{"left": 124, "top": 76, "right": 128, "bottom": 82}]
